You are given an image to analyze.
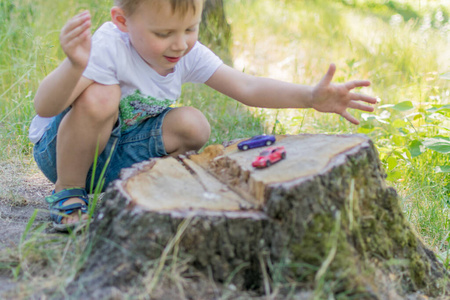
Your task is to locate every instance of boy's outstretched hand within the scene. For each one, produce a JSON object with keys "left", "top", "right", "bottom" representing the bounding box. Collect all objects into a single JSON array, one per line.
[
  {"left": 311, "top": 64, "right": 377, "bottom": 125},
  {"left": 60, "top": 10, "right": 92, "bottom": 70}
]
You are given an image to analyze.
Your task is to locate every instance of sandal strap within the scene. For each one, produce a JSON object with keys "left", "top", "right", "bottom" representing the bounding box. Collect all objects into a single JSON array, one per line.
[
  {"left": 50, "top": 203, "right": 88, "bottom": 225},
  {"left": 46, "top": 188, "right": 90, "bottom": 225},
  {"left": 52, "top": 203, "right": 88, "bottom": 213},
  {"left": 45, "top": 188, "right": 89, "bottom": 206}
]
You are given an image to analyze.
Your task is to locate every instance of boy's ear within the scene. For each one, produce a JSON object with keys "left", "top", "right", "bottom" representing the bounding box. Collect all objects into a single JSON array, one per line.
[{"left": 111, "top": 6, "right": 129, "bottom": 32}]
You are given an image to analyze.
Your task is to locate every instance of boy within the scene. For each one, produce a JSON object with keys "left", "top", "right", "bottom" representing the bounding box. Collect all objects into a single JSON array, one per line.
[{"left": 29, "top": 0, "right": 377, "bottom": 231}]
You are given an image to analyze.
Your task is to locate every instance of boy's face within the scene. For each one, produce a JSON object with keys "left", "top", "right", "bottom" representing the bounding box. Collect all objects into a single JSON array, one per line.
[{"left": 124, "top": 0, "right": 203, "bottom": 76}]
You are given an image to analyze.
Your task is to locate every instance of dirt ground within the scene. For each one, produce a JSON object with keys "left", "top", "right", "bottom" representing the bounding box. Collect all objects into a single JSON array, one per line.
[
  {"left": 0, "top": 161, "right": 51, "bottom": 250},
  {"left": 0, "top": 160, "right": 52, "bottom": 296}
]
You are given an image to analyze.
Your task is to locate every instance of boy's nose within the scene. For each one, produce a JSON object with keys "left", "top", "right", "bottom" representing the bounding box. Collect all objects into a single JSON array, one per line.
[{"left": 171, "top": 35, "right": 188, "bottom": 52}]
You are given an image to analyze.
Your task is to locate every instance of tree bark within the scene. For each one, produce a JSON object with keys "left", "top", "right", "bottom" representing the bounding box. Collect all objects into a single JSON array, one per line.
[
  {"left": 200, "top": 0, "right": 232, "bottom": 64},
  {"left": 80, "top": 134, "right": 447, "bottom": 298}
]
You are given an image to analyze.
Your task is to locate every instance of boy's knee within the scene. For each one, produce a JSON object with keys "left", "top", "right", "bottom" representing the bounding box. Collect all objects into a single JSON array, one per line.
[
  {"left": 166, "top": 107, "right": 211, "bottom": 150},
  {"left": 178, "top": 107, "right": 210, "bottom": 144},
  {"left": 73, "top": 84, "right": 121, "bottom": 121}
]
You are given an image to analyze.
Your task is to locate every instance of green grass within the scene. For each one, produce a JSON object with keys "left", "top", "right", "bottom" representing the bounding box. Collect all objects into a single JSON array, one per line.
[
  {"left": 0, "top": 0, "right": 111, "bottom": 161},
  {"left": 1, "top": 0, "right": 450, "bottom": 298}
]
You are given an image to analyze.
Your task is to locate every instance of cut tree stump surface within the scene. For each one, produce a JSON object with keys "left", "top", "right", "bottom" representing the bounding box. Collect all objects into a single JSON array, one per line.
[
  {"left": 126, "top": 156, "right": 248, "bottom": 211},
  {"left": 83, "top": 134, "right": 447, "bottom": 298},
  {"left": 126, "top": 134, "right": 367, "bottom": 210}
]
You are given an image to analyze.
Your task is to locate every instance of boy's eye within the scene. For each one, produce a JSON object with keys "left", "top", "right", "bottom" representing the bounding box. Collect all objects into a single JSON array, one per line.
[
  {"left": 186, "top": 26, "right": 198, "bottom": 33},
  {"left": 155, "top": 32, "right": 170, "bottom": 38}
]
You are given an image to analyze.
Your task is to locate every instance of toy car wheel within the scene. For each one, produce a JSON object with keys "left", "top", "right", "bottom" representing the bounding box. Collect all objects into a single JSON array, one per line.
[
  {"left": 281, "top": 152, "right": 286, "bottom": 159},
  {"left": 266, "top": 140, "right": 272, "bottom": 146},
  {"left": 242, "top": 145, "right": 249, "bottom": 150},
  {"left": 265, "top": 160, "right": 271, "bottom": 167}
]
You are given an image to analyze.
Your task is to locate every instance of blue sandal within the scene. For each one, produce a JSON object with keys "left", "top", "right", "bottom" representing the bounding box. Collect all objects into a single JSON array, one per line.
[{"left": 45, "top": 188, "right": 89, "bottom": 232}]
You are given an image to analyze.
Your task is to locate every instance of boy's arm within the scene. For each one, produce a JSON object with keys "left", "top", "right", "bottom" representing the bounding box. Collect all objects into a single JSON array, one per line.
[
  {"left": 205, "top": 63, "right": 377, "bottom": 125},
  {"left": 34, "top": 59, "right": 93, "bottom": 117},
  {"left": 34, "top": 11, "right": 93, "bottom": 117}
]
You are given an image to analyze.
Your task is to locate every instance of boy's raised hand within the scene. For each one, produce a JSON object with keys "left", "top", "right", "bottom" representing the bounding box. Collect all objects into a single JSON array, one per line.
[
  {"left": 60, "top": 11, "right": 92, "bottom": 69},
  {"left": 311, "top": 64, "right": 377, "bottom": 125}
]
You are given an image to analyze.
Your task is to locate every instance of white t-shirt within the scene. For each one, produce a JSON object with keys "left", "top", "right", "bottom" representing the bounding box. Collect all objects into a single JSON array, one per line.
[{"left": 29, "top": 21, "right": 223, "bottom": 143}]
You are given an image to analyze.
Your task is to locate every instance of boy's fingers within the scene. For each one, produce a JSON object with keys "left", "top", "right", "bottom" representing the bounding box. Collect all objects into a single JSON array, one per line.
[
  {"left": 63, "top": 14, "right": 88, "bottom": 32},
  {"left": 349, "top": 92, "right": 378, "bottom": 104},
  {"left": 344, "top": 80, "right": 371, "bottom": 90},
  {"left": 61, "top": 18, "right": 91, "bottom": 44},
  {"left": 348, "top": 101, "right": 375, "bottom": 112},
  {"left": 320, "top": 63, "right": 336, "bottom": 86},
  {"left": 72, "top": 10, "right": 90, "bottom": 23},
  {"left": 62, "top": 11, "right": 91, "bottom": 36},
  {"left": 341, "top": 111, "right": 359, "bottom": 125}
]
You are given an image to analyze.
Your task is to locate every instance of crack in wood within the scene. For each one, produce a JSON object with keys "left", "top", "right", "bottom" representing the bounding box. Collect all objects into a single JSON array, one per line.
[{"left": 179, "top": 155, "right": 258, "bottom": 210}]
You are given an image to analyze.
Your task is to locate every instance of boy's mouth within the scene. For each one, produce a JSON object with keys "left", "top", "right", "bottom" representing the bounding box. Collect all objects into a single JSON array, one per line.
[{"left": 164, "top": 56, "right": 181, "bottom": 63}]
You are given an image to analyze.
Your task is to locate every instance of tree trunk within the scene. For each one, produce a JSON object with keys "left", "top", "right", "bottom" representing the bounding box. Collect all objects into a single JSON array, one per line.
[
  {"left": 80, "top": 134, "right": 447, "bottom": 298},
  {"left": 200, "top": 0, "right": 232, "bottom": 64}
]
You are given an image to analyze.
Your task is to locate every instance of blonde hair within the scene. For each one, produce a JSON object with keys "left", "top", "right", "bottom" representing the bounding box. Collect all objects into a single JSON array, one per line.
[{"left": 114, "top": 0, "right": 201, "bottom": 16}]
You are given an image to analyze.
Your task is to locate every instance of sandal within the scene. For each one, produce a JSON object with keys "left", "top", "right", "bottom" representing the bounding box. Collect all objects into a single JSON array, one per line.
[{"left": 45, "top": 188, "right": 89, "bottom": 232}]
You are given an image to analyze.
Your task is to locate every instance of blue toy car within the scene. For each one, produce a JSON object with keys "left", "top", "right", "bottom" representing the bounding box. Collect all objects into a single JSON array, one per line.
[{"left": 238, "top": 135, "right": 276, "bottom": 151}]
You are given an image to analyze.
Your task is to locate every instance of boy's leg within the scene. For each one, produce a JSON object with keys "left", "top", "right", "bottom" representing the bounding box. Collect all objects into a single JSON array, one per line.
[
  {"left": 162, "top": 106, "right": 211, "bottom": 156},
  {"left": 55, "top": 83, "right": 121, "bottom": 225}
]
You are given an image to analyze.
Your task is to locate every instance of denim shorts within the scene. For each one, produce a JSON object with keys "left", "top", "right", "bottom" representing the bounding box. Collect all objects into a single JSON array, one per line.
[{"left": 33, "top": 107, "right": 173, "bottom": 193}]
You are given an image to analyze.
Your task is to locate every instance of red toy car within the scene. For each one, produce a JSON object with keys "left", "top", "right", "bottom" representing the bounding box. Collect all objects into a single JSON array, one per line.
[{"left": 252, "top": 146, "right": 286, "bottom": 168}]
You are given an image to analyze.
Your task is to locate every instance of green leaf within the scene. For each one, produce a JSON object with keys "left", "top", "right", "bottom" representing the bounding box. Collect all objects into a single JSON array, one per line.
[
  {"left": 422, "top": 137, "right": 450, "bottom": 154},
  {"left": 386, "top": 156, "right": 398, "bottom": 170},
  {"left": 440, "top": 72, "right": 450, "bottom": 80},
  {"left": 413, "top": 114, "right": 423, "bottom": 120},
  {"left": 392, "top": 119, "right": 408, "bottom": 128},
  {"left": 436, "top": 165, "right": 450, "bottom": 173},
  {"left": 391, "top": 101, "right": 414, "bottom": 111},
  {"left": 408, "top": 140, "right": 424, "bottom": 158},
  {"left": 427, "top": 104, "right": 450, "bottom": 113},
  {"left": 386, "top": 170, "right": 402, "bottom": 181},
  {"left": 391, "top": 134, "right": 405, "bottom": 146},
  {"left": 357, "top": 124, "right": 375, "bottom": 134}
]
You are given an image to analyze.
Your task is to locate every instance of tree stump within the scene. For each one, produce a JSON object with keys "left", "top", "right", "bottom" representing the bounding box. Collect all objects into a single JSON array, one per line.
[{"left": 83, "top": 134, "right": 447, "bottom": 298}]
